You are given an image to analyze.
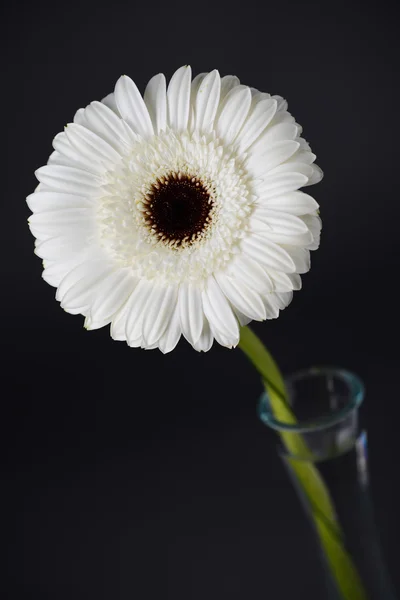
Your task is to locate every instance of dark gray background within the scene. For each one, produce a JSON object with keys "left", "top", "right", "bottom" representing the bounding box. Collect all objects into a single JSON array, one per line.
[{"left": 3, "top": 0, "right": 400, "bottom": 598}]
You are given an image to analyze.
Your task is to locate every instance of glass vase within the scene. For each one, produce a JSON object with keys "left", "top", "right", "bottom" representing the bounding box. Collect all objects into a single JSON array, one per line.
[{"left": 258, "top": 367, "right": 397, "bottom": 600}]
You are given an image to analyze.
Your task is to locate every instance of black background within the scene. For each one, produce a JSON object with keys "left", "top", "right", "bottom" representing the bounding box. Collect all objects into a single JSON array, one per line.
[{"left": 3, "top": 0, "right": 400, "bottom": 598}]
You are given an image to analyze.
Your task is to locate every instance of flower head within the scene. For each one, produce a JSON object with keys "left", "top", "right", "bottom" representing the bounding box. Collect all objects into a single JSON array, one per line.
[{"left": 27, "top": 66, "right": 322, "bottom": 352}]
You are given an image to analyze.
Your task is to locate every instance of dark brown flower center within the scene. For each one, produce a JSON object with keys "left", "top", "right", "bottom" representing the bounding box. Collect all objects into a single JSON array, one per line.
[{"left": 145, "top": 174, "right": 213, "bottom": 247}]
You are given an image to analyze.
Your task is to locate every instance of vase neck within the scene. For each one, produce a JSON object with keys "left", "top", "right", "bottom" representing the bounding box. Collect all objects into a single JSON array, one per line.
[{"left": 259, "top": 367, "right": 364, "bottom": 461}]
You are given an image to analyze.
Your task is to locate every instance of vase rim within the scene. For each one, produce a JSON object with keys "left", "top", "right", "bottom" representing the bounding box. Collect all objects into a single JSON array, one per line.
[{"left": 258, "top": 366, "right": 365, "bottom": 433}]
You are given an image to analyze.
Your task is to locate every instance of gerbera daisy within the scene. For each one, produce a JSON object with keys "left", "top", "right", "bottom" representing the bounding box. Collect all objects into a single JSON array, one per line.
[{"left": 27, "top": 66, "right": 322, "bottom": 352}]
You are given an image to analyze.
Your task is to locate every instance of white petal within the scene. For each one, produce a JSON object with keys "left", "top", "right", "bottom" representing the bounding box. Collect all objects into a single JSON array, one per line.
[
  {"left": 209, "top": 325, "right": 238, "bottom": 349},
  {"left": 268, "top": 270, "right": 296, "bottom": 292},
  {"left": 167, "top": 65, "right": 192, "bottom": 131},
  {"left": 250, "top": 89, "right": 271, "bottom": 101},
  {"left": 143, "top": 341, "right": 163, "bottom": 351},
  {"left": 262, "top": 295, "right": 280, "bottom": 319},
  {"left": 251, "top": 209, "right": 309, "bottom": 233},
  {"left": 268, "top": 161, "right": 314, "bottom": 181},
  {"left": 227, "top": 254, "right": 273, "bottom": 294},
  {"left": 84, "top": 315, "right": 112, "bottom": 330},
  {"left": 216, "top": 86, "right": 252, "bottom": 146},
  {"left": 247, "top": 140, "right": 300, "bottom": 177},
  {"left": 286, "top": 148, "right": 317, "bottom": 165},
  {"left": 192, "top": 319, "right": 214, "bottom": 352},
  {"left": 298, "top": 138, "right": 312, "bottom": 152},
  {"left": 201, "top": 276, "right": 239, "bottom": 342},
  {"left": 125, "top": 278, "right": 154, "bottom": 343},
  {"left": 272, "top": 291, "right": 294, "bottom": 310},
  {"left": 42, "top": 257, "right": 84, "bottom": 288},
  {"left": 231, "top": 307, "right": 252, "bottom": 327},
  {"left": 272, "top": 95, "right": 288, "bottom": 112},
  {"left": 260, "top": 191, "right": 319, "bottom": 216},
  {"left": 179, "top": 282, "right": 204, "bottom": 345},
  {"left": 288, "top": 273, "right": 302, "bottom": 290},
  {"left": 73, "top": 108, "right": 86, "bottom": 126},
  {"left": 60, "top": 263, "right": 115, "bottom": 313},
  {"left": 47, "top": 150, "right": 77, "bottom": 170},
  {"left": 158, "top": 304, "right": 182, "bottom": 354},
  {"left": 110, "top": 288, "right": 139, "bottom": 341},
  {"left": 283, "top": 247, "right": 311, "bottom": 273},
  {"left": 188, "top": 73, "right": 207, "bottom": 132},
  {"left": 128, "top": 336, "right": 143, "bottom": 348},
  {"left": 55, "top": 252, "right": 106, "bottom": 301},
  {"left": 268, "top": 113, "right": 296, "bottom": 131},
  {"left": 81, "top": 101, "right": 135, "bottom": 153},
  {"left": 257, "top": 172, "right": 309, "bottom": 198},
  {"left": 250, "top": 223, "right": 312, "bottom": 247},
  {"left": 241, "top": 235, "right": 296, "bottom": 273},
  {"left": 28, "top": 205, "right": 92, "bottom": 223},
  {"left": 144, "top": 73, "right": 167, "bottom": 134},
  {"left": 193, "top": 70, "right": 221, "bottom": 133},
  {"left": 302, "top": 214, "right": 322, "bottom": 250},
  {"left": 305, "top": 164, "right": 324, "bottom": 186},
  {"left": 220, "top": 75, "right": 240, "bottom": 101},
  {"left": 249, "top": 211, "right": 314, "bottom": 246},
  {"left": 114, "top": 75, "right": 154, "bottom": 138},
  {"left": 90, "top": 268, "right": 136, "bottom": 322},
  {"left": 34, "top": 166, "right": 102, "bottom": 197},
  {"left": 191, "top": 72, "right": 207, "bottom": 97},
  {"left": 28, "top": 207, "right": 94, "bottom": 239},
  {"left": 142, "top": 284, "right": 177, "bottom": 347},
  {"left": 101, "top": 93, "right": 120, "bottom": 115},
  {"left": 27, "top": 190, "right": 93, "bottom": 212},
  {"left": 35, "top": 235, "right": 86, "bottom": 261},
  {"left": 294, "top": 122, "right": 303, "bottom": 135},
  {"left": 215, "top": 273, "right": 266, "bottom": 321},
  {"left": 28, "top": 222, "right": 91, "bottom": 242},
  {"left": 52, "top": 132, "right": 105, "bottom": 175},
  {"left": 251, "top": 123, "right": 298, "bottom": 151},
  {"left": 65, "top": 123, "right": 122, "bottom": 167},
  {"left": 236, "top": 98, "right": 278, "bottom": 153}
]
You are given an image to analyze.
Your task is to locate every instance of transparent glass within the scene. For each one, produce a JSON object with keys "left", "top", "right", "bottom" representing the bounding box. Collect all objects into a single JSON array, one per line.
[{"left": 258, "top": 367, "right": 397, "bottom": 600}]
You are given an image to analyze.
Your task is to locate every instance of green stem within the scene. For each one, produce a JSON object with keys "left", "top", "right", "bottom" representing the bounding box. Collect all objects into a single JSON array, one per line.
[{"left": 238, "top": 324, "right": 286, "bottom": 399}]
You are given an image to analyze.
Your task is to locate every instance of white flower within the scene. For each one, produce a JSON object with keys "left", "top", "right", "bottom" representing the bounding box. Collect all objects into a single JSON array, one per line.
[{"left": 27, "top": 66, "right": 322, "bottom": 353}]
